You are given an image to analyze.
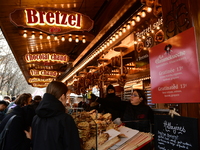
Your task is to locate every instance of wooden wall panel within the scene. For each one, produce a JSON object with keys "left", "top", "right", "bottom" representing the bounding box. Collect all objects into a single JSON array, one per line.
[{"left": 161, "top": 0, "right": 193, "bottom": 39}]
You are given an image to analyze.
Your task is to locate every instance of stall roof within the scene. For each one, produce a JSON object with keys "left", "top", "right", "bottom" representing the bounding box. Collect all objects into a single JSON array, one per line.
[{"left": 0, "top": 0, "right": 140, "bottom": 87}]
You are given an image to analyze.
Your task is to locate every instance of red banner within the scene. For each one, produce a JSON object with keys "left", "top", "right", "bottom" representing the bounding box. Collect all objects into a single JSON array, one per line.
[{"left": 150, "top": 27, "right": 200, "bottom": 103}]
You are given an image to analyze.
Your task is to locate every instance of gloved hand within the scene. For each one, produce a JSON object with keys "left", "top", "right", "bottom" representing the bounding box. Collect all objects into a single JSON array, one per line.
[{"left": 91, "top": 94, "right": 98, "bottom": 101}]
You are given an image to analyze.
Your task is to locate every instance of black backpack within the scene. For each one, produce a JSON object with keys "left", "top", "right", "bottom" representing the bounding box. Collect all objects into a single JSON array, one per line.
[{"left": 0, "top": 115, "right": 16, "bottom": 150}]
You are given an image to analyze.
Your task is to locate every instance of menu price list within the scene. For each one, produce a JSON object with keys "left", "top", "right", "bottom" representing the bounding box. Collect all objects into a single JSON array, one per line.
[{"left": 154, "top": 115, "right": 198, "bottom": 150}]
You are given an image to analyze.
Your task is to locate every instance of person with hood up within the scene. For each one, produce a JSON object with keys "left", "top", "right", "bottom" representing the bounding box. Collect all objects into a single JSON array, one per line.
[
  {"left": 31, "top": 81, "right": 81, "bottom": 150},
  {"left": 91, "top": 84, "right": 122, "bottom": 120}
]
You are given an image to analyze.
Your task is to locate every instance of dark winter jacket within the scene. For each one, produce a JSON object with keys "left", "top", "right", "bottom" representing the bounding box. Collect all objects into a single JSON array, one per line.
[
  {"left": 0, "top": 105, "right": 31, "bottom": 150},
  {"left": 31, "top": 93, "right": 81, "bottom": 150},
  {"left": 97, "top": 93, "right": 122, "bottom": 120},
  {"left": 122, "top": 103, "right": 154, "bottom": 133}
]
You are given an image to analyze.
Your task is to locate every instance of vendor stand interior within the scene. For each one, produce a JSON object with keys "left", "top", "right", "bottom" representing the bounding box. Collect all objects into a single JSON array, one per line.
[{"left": 0, "top": 0, "right": 200, "bottom": 148}]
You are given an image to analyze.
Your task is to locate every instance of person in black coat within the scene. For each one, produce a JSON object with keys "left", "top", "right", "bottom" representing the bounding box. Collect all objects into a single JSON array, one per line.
[
  {"left": 91, "top": 84, "right": 122, "bottom": 120},
  {"left": 0, "top": 93, "right": 32, "bottom": 150},
  {"left": 31, "top": 81, "right": 81, "bottom": 150},
  {"left": 121, "top": 89, "right": 154, "bottom": 133}
]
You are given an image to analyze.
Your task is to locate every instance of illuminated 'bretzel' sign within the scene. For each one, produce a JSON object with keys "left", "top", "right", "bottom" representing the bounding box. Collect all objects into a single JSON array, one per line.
[{"left": 9, "top": 8, "right": 94, "bottom": 34}]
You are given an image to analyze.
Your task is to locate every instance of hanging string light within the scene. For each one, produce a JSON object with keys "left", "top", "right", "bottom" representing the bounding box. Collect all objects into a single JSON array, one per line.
[
  {"left": 23, "top": 32, "right": 27, "bottom": 38},
  {"left": 31, "top": 33, "right": 35, "bottom": 39},
  {"left": 39, "top": 34, "right": 43, "bottom": 39},
  {"left": 82, "top": 35, "right": 86, "bottom": 43},
  {"left": 61, "top": 36, "right": 65, "bottom": 41},
  {"left": 68, "top": 34, "right": 72, "bottom": 42},
  {"left": 54, "top": 36, "right": 58, "bottom": 40},
  {"left": 141, "top": 10, "right": 146, "bottom": 18},
  {"left": 75, "top": 35, "right": 79, "bottom": 43},
  {"left": 47, "top": 35, "right": 50, "bottom": 40}
]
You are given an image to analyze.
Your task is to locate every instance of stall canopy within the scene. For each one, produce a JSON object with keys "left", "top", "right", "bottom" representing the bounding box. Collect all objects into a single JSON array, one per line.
[{"left": 0, "top": 0, "right": 145, "bottom": 88}]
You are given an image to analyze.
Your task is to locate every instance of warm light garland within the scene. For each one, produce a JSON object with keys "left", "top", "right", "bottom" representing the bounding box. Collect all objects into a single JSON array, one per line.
[{"left": 62, "top": 6, "right": 155, "bottom": 82}]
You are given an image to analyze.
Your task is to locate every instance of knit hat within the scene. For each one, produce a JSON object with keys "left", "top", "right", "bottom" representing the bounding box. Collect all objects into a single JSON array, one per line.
[{"left": 106, "top": 84, "right": 115, "bottom": 93}]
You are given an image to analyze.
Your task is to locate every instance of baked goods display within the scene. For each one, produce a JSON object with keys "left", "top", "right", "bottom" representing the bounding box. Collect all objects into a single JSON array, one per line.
[
  {"left": 71, "top": 110, "right": 153, "bottom": 150},
  {"left": 71, "top": 110, "right": 121, "bottom": 150}
]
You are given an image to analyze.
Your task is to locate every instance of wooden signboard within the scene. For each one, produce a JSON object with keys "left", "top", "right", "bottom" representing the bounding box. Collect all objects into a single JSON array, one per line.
[{"left": 154, "top": 115, "right": 199, "bottom": 150}]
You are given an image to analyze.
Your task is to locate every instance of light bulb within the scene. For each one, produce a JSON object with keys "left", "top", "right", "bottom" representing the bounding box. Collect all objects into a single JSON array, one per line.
[
  {"left": 147, "top": 7, "right": 152, "bottom": 13},
  {"left": 115, "top": 33, "right": 119, "bottom": 39},
  {"left": 75, "top": 36, "right": 79, "bottom": 43},
  {"left": 119, "top": 30, "right": 122, "bottom": 36},
  {"left": 23, "top": 32, "right": 27, "bottom": 38},
  {"left": 47, "top": 35, "right": 50, "bottom": 40},
  {"left": 32, "top": 33, "right": 35, "bottom": 39},
  {"left": 39, "top": 34, "right": 43, "bottom": 39},
  {"left": 127, "top": 23, "right": 131, "bottom": 29},
  {"left": 131, "top": 20, "right": 136, "bottom": 26},
  {"left": 136, "top": 15, "right": 141, "bottom": 22},
  {"left": 68, "top": 34, "right": 72, "bottom": 42},
  {"left": 61, "top": 36, "right": 65, "bottom": 41},
  {"left": 82, "top": 37, "right": 86, "bottom": 43},
  {"left": 141, "top": 10, "right": 146, "bottom": 18},
  {"left": 112, "top": 36, "right": 116, "bottom": 42},
  {"left": 122, "top": 27, "right": 126, "bottom": 33}
]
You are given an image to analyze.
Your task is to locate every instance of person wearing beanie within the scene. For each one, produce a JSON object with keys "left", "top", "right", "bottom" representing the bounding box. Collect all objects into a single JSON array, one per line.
[{"left": 91, "top": 84, "right": 122, "bottom": 120}]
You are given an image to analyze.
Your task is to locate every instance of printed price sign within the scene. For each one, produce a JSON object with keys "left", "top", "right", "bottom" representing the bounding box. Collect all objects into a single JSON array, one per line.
[{"left": 149, "top": 27, "right": 200, "bottom": 103}]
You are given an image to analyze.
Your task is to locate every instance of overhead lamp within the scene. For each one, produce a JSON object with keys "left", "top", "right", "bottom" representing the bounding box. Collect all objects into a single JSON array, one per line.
[
  {"left": 136, "top": 15, "right": 141, "bottom": 22},
  {"left": 126, "top": 23, "right": 131, "bottom": 29},
  {"left": 39, "top": 34, "right": 43, "bottom": 39},
  {"left": 119, "top": 30, "right": 122, "bottom": 36},
  {"left": 75, "top": 35, "right": 79, "bottom": 43},
  {"left": 23, "top": 32, "right": 27, "bottom": 38},
  {"left": 122, "top": 27, "right": 126, "bottom": 33},
  {"left": 82, "top": 35, "right": 86, "bottom": 43},
  {"left": 61, "top": 36, "right": 65, "bottom": 41},
  {"left": 141, "top": 10, "right": 146, "bottom": 18},
  {"left": 147, "top": 7, "right": 152, "bottom": 13},
  {"left": 32, "top": 33, "right": 35, "bottom": 39},
  {"left": 68, "top": 34, "right": 72, "bottom": 42},
  {"left": 112, "top": 36, "right": 116, "bottom": 42},
  {"left": 54, "top": 36, "right": 58, "bottom": 40},
  {"left": 47, "top": 35, "right": 50, "bottom": 40},
  {"left": 115, "top": 33, "right": 119, "bottom": 39},
  {"left": 131, "top": 19, "right": 136, "bottom": 26}
]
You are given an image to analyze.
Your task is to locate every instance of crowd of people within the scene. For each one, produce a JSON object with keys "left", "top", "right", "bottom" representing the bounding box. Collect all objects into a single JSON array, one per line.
[
  {"left": 0, "top": 81, "right": 154, "bottom": 150},
  {"left": 0, "top": 81, "right": 81, "bottom": 150}
]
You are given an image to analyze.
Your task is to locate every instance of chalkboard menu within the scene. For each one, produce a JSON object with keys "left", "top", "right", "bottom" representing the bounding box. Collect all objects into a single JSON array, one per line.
[{"left": 154, "top": 115, "right": 198, "bottom": 150}]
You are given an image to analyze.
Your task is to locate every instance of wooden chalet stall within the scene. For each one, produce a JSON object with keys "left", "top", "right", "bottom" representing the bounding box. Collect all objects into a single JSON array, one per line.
[{"left": 1, "top": 0, "right": 200, "bottom": 149}]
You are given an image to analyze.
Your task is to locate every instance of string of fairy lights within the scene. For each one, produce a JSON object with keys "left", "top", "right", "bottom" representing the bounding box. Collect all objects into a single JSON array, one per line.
[
  {"left": 23, "top": 31, "right": 87, "bottom": 43},
  {"left": 62, "top": 6, "right": 153, "bottom": 82}
]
